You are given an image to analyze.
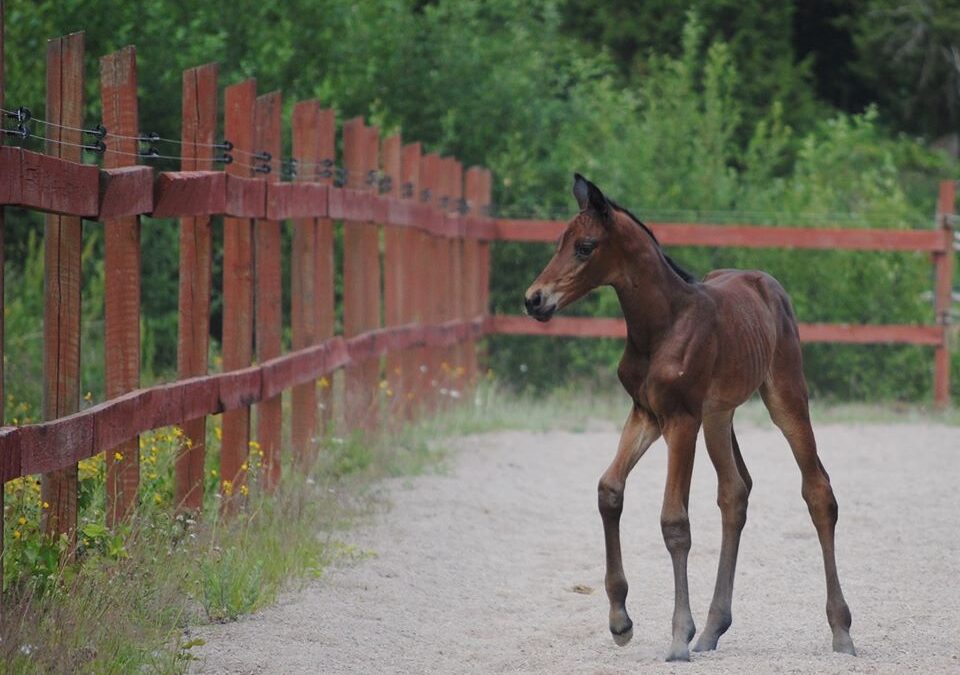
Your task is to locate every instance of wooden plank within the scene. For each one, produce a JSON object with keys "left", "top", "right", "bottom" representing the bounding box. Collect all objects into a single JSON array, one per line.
[
  {"left": 493, "top": 218, "right": 949, "bottom": 253},
  {"left": 98, "top": 165, "right": 153, "bottom": 219},
  {"left": 254, "top": 90, "right": 283, "bottom": 491},
  {"left": 41, "top": 31, "right": 84, "bottom": 544},
  {"left": 382, "top": 133, "right": 404, "bottom": 422},
  {"left": 491, "top": 314, "right": 943, "bottom": 346},
  {"left": 220, "top": 78, "right": 256, "bottom": 511},
  {"left": 152, "top": 170, "right": 225, "bottom": 217},
  {"left": 0, "top": 319, "right": 493, "bottom": 483},
  {"left": 400, "top": 143, "right": 423, "bottom": 419},
  {"left": 341, "top": 118, "right": 381, "bottom": 432},
  {"left": 266, "top": 182, "right": 328, "bottom": 220},
  {"left": 101, "top": 44, "right": 141, "bottom": 527},
  {"left": 175, "top": 62, "right": 217, "bottom": 513},
  {"left": 418, "top": 153, "right": 442, "bottom": 412},
  {"left": 933, "top": 180, "right": 955, "bottom": 407},
  {"left": 290, "top": 100, "right": 321, "bottom": 462},
  {"left": 448, "top": 160, "right": 465, "bottom": 395},
  {"left": 463, "top": 166, "right": 484, "bottom": 383},
  {"left": 19, "top": 149, "right": 99, "bottom": 216},
  {"left": 224, "top": 174, "right": 266, "bottom": 218},
  {"left": 0, "top": 0, "right": 5, "bottom": 588}
]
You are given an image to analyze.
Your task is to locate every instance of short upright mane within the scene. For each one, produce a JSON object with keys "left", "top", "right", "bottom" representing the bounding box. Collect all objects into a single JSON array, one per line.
[{"left": 607, "top": 199, "right": 697, "bottom": 284}]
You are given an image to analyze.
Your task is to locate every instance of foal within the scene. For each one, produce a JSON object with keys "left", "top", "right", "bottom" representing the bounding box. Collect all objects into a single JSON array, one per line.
[{"left": 524, "top": 175, "right": 855, "bottom": 661}]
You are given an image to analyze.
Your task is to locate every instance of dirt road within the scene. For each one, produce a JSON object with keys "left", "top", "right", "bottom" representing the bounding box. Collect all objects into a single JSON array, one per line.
[{"left": 193, "top": 420, "right": 960, "bottom": 674}]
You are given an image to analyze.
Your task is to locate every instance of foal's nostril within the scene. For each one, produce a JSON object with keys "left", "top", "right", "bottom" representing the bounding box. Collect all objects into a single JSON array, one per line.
[{"left": 525, "top": 290, "right": 543, "bottom": 313}]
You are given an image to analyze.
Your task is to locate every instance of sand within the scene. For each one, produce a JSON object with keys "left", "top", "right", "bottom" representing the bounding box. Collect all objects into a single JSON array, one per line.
[{"left": 192, "top": 419, "right": 960, "bottom": 674}]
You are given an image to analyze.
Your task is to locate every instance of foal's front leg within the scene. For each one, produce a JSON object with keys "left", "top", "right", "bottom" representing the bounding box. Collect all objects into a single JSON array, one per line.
[
  {"left": 597, "top": 407, "right": 660, "bottom": 646},
  {"left": 660, "top": 415, "right": 700, "bottom": 662}
]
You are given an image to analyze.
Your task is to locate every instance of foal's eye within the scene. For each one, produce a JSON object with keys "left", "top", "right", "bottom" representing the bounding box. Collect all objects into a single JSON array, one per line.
[{"left": 575, "top": 240, "right": 597, "bottom": 259}]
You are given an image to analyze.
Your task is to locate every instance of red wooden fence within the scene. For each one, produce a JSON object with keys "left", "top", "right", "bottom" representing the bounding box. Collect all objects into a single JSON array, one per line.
[{"left": 0, "top": 28, "right": 495, "bottom": 581}]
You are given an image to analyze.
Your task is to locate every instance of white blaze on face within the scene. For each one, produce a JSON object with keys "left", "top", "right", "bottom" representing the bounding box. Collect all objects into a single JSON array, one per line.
[{"left": 545, "top": 289, "right": 563, "bottom": 309}]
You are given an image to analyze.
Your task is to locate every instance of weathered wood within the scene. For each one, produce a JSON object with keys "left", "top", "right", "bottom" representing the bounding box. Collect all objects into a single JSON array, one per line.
[
  {"left": 494, "top": 218, "right": 950, "bottom": 253},
  {"left": 491, "top": 314, "right": 944, "bottom": 346},
  {"left": 290, "top": 100, "right": 321, "bottom": 462},
  {"left": 399, "top": 143, "right": 422, "bottom": 419},
  {"left": 254, "top": 90, "right": 283, "bottom": 491},
  {"left": 463, "top": 166, "right": 485, "bottom": 383},
  {"left": 220, "top": 79, "right": 256, "bottom": 510},
  {"left": 382, "top": 134, "right": 404, "bottom": 421},
  {"left": 224, "top": 174, "right": 266, "bottom": 218},
  {"left": 175, "top": 62, "right": 217, "bottom": 512},
  {"left": 933, "top": 180, "right": 956, "bottom": 407},
  {"left": 418, "top": 153, "right": 442, "bottom": 412},
  {"left": 153, "top": 170, "right": 225, "bottom": 218},
  {"left": 98, "top": 165, "right": 154, "bottom": 219},
  {"left": 101, "top": 44, "right": 141, "bottom": 527},
  {"left": 41, "top": 31, "right": 84, "bottom": 544},
  {"left": 267, "top": 182, "right": 328, "bottom": 220},
  {"left": 342, "top": 119, "right": 382, "bottom": 431},
  {"left": 0, "top": 0, "right": 5, "bottom": 587}
]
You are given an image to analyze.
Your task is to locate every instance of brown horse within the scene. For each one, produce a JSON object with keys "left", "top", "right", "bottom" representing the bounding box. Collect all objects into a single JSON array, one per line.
[{"left": 523, "top": 175, "right": 855, "bottom": 661}]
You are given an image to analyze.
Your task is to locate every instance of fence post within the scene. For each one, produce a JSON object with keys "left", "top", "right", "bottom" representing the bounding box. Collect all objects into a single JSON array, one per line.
[
  {"left": 342, "top": 119, "right": 382, "bottom": 431},
  {"left": 39, "top": 32, "right": 84, "bottom": 544},
  {"left": 101, "top": 45, "right": 142, "bottom": 527},
  {"left": 934, "top": 180, "right": 956, "bottom": 408},
  {"left": 254, "top": 91, "right": 283, "bottom": 490},
  {"left": 401, "top": 143, "right": 423, "bottom": 419},
  {"left": 382, "top": 133, "right": 404, "bottom": 422},
  {"left": 0, "top": 0, "right": 5, "bottom": 585},
  {"left": 419, "top": 153, "right": 442, "bottom": 412},
  {"left": 175, "top": 62, "right": 218, "bottom": 513},
  {"left": 479, "top": 169, "right": 493, "bottom": 370},
  {"left": 290, "top": 101, "right": 322, "bottom": 462},
  {"left": 464, "top": 166, "right": 484, "bottom": 383},
  {"left": 220, "top": 79, "right": 257, "bottom": 511},
  {"left": 449, "top": 160, "right": 465, "bottom": 393}
]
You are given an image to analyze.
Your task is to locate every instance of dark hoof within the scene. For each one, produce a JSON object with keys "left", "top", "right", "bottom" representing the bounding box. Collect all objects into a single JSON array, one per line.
[{"left": 610, "top": 616, "right": 633, "bottom": 646}]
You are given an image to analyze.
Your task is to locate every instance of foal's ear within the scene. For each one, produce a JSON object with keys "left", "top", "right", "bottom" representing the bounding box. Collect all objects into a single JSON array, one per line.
[{"left": 572, "top": 173, "right": 610, "bottom": 219}]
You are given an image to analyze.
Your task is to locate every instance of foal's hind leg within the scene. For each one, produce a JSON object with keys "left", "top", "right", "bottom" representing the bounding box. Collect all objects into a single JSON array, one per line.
[
  {"left": 760, "top": 376, "right": 856, "bottom": 655},
  {"left": 597, "top": 406, "right": 660, "bottom": 646},
  {"left": 693, "top": 412, "right": 751, "bottom": 652}
]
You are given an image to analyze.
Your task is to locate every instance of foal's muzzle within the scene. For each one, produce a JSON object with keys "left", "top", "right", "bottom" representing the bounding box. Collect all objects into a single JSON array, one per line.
[{"left": 524, "top": 289, "right": 557, "bottom": 322}]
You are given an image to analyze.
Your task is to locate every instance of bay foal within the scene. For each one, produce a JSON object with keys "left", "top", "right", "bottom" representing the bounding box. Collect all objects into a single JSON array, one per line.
[{"left": 524, "top": 175, "right": 855, "bottom": 661}]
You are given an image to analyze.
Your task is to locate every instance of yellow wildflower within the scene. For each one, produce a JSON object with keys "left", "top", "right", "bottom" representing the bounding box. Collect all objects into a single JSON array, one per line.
[
  {"left": 318, "top": 377, "right": 330, "bottom": 389},
  {"left": 239, "top": 484, "right": 249, "bottom": 497},
  {"left": 13, "top": 530, "right": 21, "bottom": 540},
  {"left": 173, "top": 426, "right": 184, "bottom": 437},
  {"left": 214, "top": 426, "right": 222, "bottom": 441},
  {"left": 185, "top": 437, "right": 193, "bottom": 449},
  {"left": 240, "top": 462, "right": 248, "bottom": 472},
  {"left": 248, "top": 440, "right": 261, "bottom": 451},
  {"left": 379, "top": 380, "right": 388, "bottom": 390},
  {"left": 114, "top": 452, "right": 123, "bottom": 462},
  {"left": 386, "top": 388, "right": 394, "bottom": 397},
  {"left": 42, "top": 501, "right": 50, "bottom": 509},
  {"left": 210, "top": 469, "right": 218, "bottom": 478},
  {"left": 154, "top": 493, "right": 163, "bottom": 505},
  {"left": 84, "top": 391, "right": 92, "bottom": 402},
  {"left": 18, "top": 516, "right": 26, "bottom": 526},
  {"left": 222, "top": 480, "right": 233, "bottom": 496}
]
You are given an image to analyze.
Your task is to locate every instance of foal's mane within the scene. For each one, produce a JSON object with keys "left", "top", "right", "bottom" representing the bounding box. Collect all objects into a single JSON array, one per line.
[{"left": 606, "top": 199, "right": 697, "bottom": 284}]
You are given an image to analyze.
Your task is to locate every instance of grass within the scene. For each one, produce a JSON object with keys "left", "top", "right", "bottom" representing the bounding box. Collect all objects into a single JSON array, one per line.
[{"left": 2, "top": 380, "right": 956, "bottom": 673}]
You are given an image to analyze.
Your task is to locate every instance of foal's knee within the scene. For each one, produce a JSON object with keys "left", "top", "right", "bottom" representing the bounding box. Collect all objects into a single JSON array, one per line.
[
  {"left": 802, "top": 477, "right": 838, "bottom": 527},
  {"left": 718, "top": 480, "right": 749, "bottom": 531},
  {"left": 661, "top": 512, "right": 691, "bottom": 555},
  {"left": 598, "top": 478, "right": 624, "bottom": 519}
]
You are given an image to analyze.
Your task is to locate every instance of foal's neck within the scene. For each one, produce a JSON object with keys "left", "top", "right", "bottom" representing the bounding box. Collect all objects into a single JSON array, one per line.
[{"left": 611, "top": 225, "right": 697, "bottom": 355}]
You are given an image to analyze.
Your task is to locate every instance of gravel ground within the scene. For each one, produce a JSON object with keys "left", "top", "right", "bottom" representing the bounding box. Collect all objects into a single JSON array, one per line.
[{"left": 192, "top": 419, "right": 960, "bottom": 674}]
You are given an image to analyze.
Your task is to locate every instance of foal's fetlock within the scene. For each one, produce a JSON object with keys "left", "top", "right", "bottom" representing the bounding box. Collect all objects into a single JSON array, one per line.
[{"left": 692, "top": 610, "right": 731, "bottom": 652}]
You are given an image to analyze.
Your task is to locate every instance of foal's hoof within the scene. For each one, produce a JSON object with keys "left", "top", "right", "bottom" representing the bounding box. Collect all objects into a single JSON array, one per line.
[
  {"left": 833, "top": 634, "right": 857, "bottom": 656},
  {"left": 691, "top": 635, "right": 718, "bottom": 652},
  {"left": 609, "top": 616, "right": 633, "bottom": 646},
  {"left": 665, "top": 645, "right": 690, "bottom": 662}
]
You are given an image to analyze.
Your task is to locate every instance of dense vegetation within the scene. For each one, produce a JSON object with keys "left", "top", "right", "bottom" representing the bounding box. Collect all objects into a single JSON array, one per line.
[{"left": 3, "top": 0, "right": 958, "bottom": 406}]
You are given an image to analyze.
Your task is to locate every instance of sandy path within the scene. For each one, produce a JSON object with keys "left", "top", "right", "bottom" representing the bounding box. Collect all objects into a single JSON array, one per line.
[{"left": 193, "top": 420, "right": 960, "bottom": 674}]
